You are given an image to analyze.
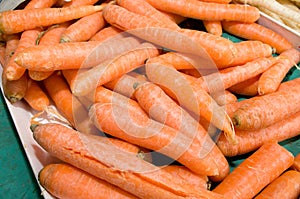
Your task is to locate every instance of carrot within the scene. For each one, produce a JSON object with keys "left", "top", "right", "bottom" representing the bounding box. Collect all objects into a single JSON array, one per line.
[
  {"left": 258, "top": 48, "right": 300, "bottom": 95},
  {"left": 213, "top": 142, "right": 294, "bottom": 199},
  {"left": 202, "top": 21, "right": 222, "bottom": 36},
  {"left": 145, "top": 58, "right": 236, "bottom": 144},
  {"left": 222, "top": 21, "right": 293, "bottom": 53},
  {"left": 212, "top": 90, "right": 238, "bottom": 106},
  {"left": 217, "top": 111, "right": 300, "bottom": 157},
  {"left": 144, "top": 0, "right": 260, "bottom": 23},
  {"left": 72, "top": 42, "right": 160, "bottom": 96},
  {"left": 62, "top": 0, "right": 100, "bottom": 7},
  {"left": 89, "top": 26, "right": 125, "bottom": 42},
  {"left": 39, "top": 163, "right": 138, "bottom": 199},
  {"left": 159, "top": 11, "right": 187, "bottom": 24},
  {"left": 5, "top": 28, "right": 42, "bottom": 81},
  {"left": 32, "top": 122, "right": 225, "bottom": 199},
  {"left": 23, "top": 79, "right": 49, "bottom": 111},
  {"left": 25, "top": 0, "right": 57, "bottom": 9},
  {"left": 228, "top": 74, "right": 260, "bottom": 97},
  {"left": 60, "top": 11, "right": 106, "bottom": 43},
  {"left": 133, "top": 81, "right": 230, "bottom": 181},
  {"left": 0, "top": 5, "right": 106, "bottom": 34},
  {"left": 43, "top": 71, "right": 99, "bottom": 135},
  {"left": 232, "top": 77, "right": 300, "bottom": 130},
  {"left": 15, "top": 36, "right": 141, "bottom": 71},
  {"left": 0, "top": 42, "right": 5, "bottom": 66},
  {"left": 254, "top": 170, "right": 300, "bottom": 199},
  {"left": 291, "top": 153, "right": 300, "bottom": 172},
  {"left": 152, "top": 52, "right": 197, "bottom": 70},
  {"left": 116, "top": 0, "right": 180, "bottom": 30},
  {"left": 197, "top": 0, "right": 232, "bottom": 3}
]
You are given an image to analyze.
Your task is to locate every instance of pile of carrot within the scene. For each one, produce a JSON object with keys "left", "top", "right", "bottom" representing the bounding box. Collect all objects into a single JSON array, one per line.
[{"left": 1, "top": 0, "right": 300, "bottom": 198}]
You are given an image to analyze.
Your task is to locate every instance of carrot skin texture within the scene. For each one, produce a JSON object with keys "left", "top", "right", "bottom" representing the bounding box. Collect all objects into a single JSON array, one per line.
[
  {"left": 39, "top": 163, "right": 138, "bottom": 199},
  {"left": 0, "top": 42, "right": 5, "bottom": 66},
  {"left": 24, "top": 79, "right": 49, "bottom": 111},
  {"left": 213, "top": 142, "right": 294, "bottom": 199},
  {"left": 292, "top": 153, "right": 300, "bottom": 172},
  {"left": 25, "top": 0, "right": 57, "bottom": 9},
  {"left": 89, "top": 26, "right": 124, "bottom": 42},
  {"left": 228, "top": 74, "right": 260, "bottom": 97},
  {"left": 254, "top": 170, "right": 300, "bottom": 199},
  {"left": 0, "top": 5, "right": 105, "bottom": 34},
  {"left": 203, "top": 20, "right": 222, "bottom": 36}
]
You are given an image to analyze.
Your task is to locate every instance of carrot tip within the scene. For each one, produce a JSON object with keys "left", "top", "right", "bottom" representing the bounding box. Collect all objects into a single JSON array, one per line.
[{"left": 30, "top": 123, "right": 39, "bottom": 132}]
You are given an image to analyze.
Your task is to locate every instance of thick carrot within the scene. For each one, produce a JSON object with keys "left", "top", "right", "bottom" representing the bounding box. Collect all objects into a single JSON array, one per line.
[
  {"left": 222, "top": 21, "right": 293, "bottom": 53},
  {"left": 213, "top": 142, "right": 294, "bottom": 199},
  {"left": 39, "top": 163, "right": 138, "bottom": 199},
  {"left": 145, "top": 58, "right": 236, "bottom": 144},
  {"left": 258, "top": 48, "right": 300, "bottom": 95},
  {"left": 292, "top": 153, "right": 300, "bottom": 172},
  {"left": 0, "top": 5, "right": 106, "bottom": 34},
  {"left": 144, "top": 0, "right": 260, "bottom": 22},
  {"left": 23, "top": 79, "right": 50, "bottom": 111},
  {"left": 228, "top": 74, "right": 260, "bottom": 97},
  {"left": 116, "top": 0, "right": 180, "bottom": 30},
  {"left": 254, "top": 170, "right": 300, "bottom": 199},
  {"left": 232, "top": 77, "right": 300, "bottom": 130},
  {"left": 203, "top": 21, "right": 222, "bottom": 36},
  {"left": 43, "top": 71, "right": 99, "bottom": 135},
  {"left": 5, "top": 28, "right": 42, "bottom": 81},
  {"left": 25, "top": 0, "right": 57, "bottom": 9},
  {"left": 217, "top": 111, "right": 300, "bottom": 157},
  {"left": 72, "top": 42, "right": 160, "bottom": 96},
  {"left": 89, "top": 26, "right": 125, "bottom": 42},
  {"left": 60, "top": 11, "right": 106, "bottom": 43},
  {"left": 32, "top": 122, "right": 225, "bottom": 199}
]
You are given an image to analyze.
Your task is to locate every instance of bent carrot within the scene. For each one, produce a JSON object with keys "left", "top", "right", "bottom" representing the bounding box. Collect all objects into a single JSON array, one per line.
[
  {"left": 222, "top": 21, "right": 293, "bottom": 53},
  {"left": 232, "top": 77, "right": 300, "bottom": 130},
  {"left": 116, "top": 0, "right": 180, "bottom": 30},
  {"left": 60, "top": 11, "right": 106, "bottom": 43},
  {"left": 72, "top": 42, "right": 160, "bottom": 96},
  {"left": 254, "top": 170, "right": 300, "bottom": 199},
  {"left": 32, "top": 122, "right": 225, "bottom": 199},
  {"left": 89, "top": 26, "right": 125, "bottom": 42},
  {"left": 258, "top": 48, "right": 300, "bottom": 95},
  {"left": 0, "top": 5, "right": 106, "bottom": 34},
  {"left": 39, "top": 163, "right": 138, "bottom": 199},
  {"left": 24, "top": 79, "right": 49, "bottom": 111},
  {"left": 202, "top": 21, "right": 222, "bottom": 36},
  {"left": 228, "top": 74, "right": 260, "bottom": 97},
  {"left": 217, "top": 111, "right": 300, "bottom": 157},
  {"left": 213, "top": 142, "right": 294, "bottom": 199},
  {"left": 144, "top": 0, "right": 260, "bottom": 22}
]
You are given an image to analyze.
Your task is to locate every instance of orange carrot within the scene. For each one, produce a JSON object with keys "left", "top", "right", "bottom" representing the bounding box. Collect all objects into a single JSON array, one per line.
[
  {"left": 39, "top": 163, "right": 138, "bottom": 199},
  {"left": 145, "top": 58, "right": 236, "bottom": 144},
  {"left": 212, "top": 90, "right": 238, "bottom": 106},
  {"left": 32, "top": 122, "right": 225, "bottom": 199},
  {"left": 151, "top": 52, "right": 197, "bottom": 70},
  {"left": 254, "top": 170, "right": 300, "bottom": 199},
  {"left": 258, "top": 48, "right": 300, "bottom": 95},
  {"left": 222, "top": 21, "right": 293, "bottom": 53},
  {"left": 144, "top": 0, "right": 260, "bottom": 22},
  {"left": 0, "top": 5, "right": 106, "bottom": 34},
  {"left": 232, "top": 77, "right": 300, "bottom": 130},
  {"left": 62, "top": 0, "right": 100, "bottom": 7},
  {"left": 228, "top": 74, "right": 260, "bottom": 97},
  {"left": 159, "top": 11, "right": 187, "bottom": 24},
  {"left": 133, "top": 81, "right": 230, "bottom": 181},
  {"left": 5, "top": 28, "right": 42, "bottom": 81},
  {"left": 89, "top": 26, "right": 125, "bottom": 42},
  {"left": 213, "top": 142, "right": 294, "bottom": 199},
  {"left": 60, "top": 11, "right": 106, "bottom": 42},
  {"left": 203, "top": 20, "right": 222, "bottom": 36},
  {"left": 116, "top": 0, "right": 180, "bottom": 30},
  {"left": 72, "top": 42, "right": 160, "bottom": 96},
  {"left": 24, "top": 79, "right": 49, "bottom": 111},
  {"left": 292, "top": 153, "right": 300, "bottom": 172},
  {"left": 0, "top": 42, "right": 5, "bottom": 66},
  {"left": 217, "top": 111, "right": 300, "bottom": 157},
  {"left": 25, "top": 0, "right": 57, "bottom": 9},
  {"left": 43, "top": 71, "right": 99, "bottom": 135},
  {"left": 197, "top": 0, "right": 231, "bottom": 3}
]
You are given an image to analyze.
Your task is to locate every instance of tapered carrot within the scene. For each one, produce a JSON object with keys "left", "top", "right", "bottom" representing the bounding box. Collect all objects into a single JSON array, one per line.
[
  {"left": 60, "top": 11, "right": 106, "bottom": 43},
  {"left": 89, "top": 26, "right": 125, "bottom": 42},
  {"left": 5, "top": 28, "right": 42, "bottom": 81},
  {"left": 23, "top": 78, "right": 50, "bottom": 111},
  {"left": 228, "top": 74, "right": 260, "bottom": 96},
  {"left": 43, "top": 71, "right": 100, "bottom": 135},
  {"left": 258, "top": 48, "right": 300, "bottom": 95},
  {"left": 39, "top": 163, "right": 138, "bottom": 199},
  {"left": 213, "top": 142, "right": 294, "bottom": 199},
  {"left": 222, "top": 21, "right": 293, "bottom": 53},
  {"left": 212, "top": 90, "right": 238, "bottom": 106},
  {"left": 232, "top": 77, "right": 300, "bottom": 130},
  {"left": 292, "top": 153, "right": 300, "bottom": 172},
  {"left": 133, "top": 81, "right": 230, "bottom": 181},
  {"left": 0, "top": 5, "right": 106, "bottom": 34},
  {"left": 144, "top": 0, "right": 260, "bottom": 22},
  {"left": 145, "top": 58, "right": 236, "bottom": 144},
  {"left": 116, "top": 0, "right": 180, "bottom": 30},
  {"left": 32, "top": 122, "right": 225, "bottom": 199},
  {"left": 203, "top": 21, "right": 222, "bottom": 36},
  {"left": 254, "top": 170, "right": 300, "bottom": 199},
  {"left": 217, "top": 111, "right": 300, "bottom": 157},
  {"left": 72, "top": 42, "right": 160, "bottom": 96}
]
